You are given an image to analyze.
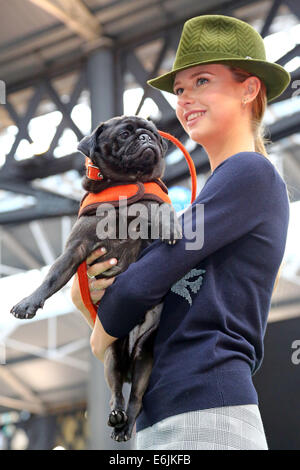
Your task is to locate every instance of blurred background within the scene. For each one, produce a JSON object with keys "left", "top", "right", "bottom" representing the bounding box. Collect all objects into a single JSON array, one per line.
[{"left": 0, "top": 0, "right": 299, "bottom": 450}]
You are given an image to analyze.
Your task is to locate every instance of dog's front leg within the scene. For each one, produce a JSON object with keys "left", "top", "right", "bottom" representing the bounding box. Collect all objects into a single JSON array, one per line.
[{"left": 10, "top": 240, "right": 95, "bottom": 320}]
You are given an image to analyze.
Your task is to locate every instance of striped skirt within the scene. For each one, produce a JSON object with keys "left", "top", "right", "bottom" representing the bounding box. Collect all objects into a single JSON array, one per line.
[{"left": 134, "top": 405, "right": 268, "bottom": 450}]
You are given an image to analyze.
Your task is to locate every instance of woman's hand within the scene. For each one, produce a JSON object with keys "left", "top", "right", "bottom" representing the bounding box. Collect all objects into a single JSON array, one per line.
[{"left": 71, "top": 247, "right": 117, "bottom": 328}]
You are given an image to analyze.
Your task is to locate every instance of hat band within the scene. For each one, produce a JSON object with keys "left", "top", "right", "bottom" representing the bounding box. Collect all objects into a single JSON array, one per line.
[{"left": 173, "top": 51, "right": 262, "bottom": 70}]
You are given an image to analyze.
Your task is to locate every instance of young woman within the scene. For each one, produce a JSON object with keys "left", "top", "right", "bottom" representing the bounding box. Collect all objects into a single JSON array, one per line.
[{"left": 71, "top": 15, "right": 291, "bottom": 450}]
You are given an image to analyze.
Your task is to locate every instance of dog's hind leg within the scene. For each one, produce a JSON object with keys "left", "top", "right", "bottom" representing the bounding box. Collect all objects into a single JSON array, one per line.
[
  {"left": 110, "top": 335, "right": 154, "bottom": 442},
  {"left": 104, "top": 341, "right": 128, "bottom": 432}
]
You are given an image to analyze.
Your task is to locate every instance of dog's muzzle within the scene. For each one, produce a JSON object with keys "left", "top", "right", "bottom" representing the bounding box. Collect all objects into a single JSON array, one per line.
[
  {"left": 126, "top": 133, "right": 157, "bottom": 160},
  {"left": 138, "top": 133, "right": 152, "bottom": 144}
]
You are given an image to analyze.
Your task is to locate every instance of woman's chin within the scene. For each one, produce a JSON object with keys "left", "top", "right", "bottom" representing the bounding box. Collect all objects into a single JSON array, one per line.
[{"left": 187, "top": 127, "right": 207, "bottom": 144}]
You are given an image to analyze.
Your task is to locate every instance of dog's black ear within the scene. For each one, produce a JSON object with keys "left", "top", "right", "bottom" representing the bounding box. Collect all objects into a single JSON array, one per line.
[
  {"left": 77, "top": 135, "right": 91, "bottom": 157},
  {"left": 77, "top": 123, "right": 105, "bottom": 159}
]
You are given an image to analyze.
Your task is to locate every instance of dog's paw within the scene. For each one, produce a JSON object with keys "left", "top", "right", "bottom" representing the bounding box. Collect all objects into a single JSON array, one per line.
[
  {"left": 161, "top": 223, "right": 182, "bottom": 246},
  {"left": 161, "top": 234, "right": 181, "bottom": 246},
  {"left": 163, "top": 239, "right": 178, "bottom": 245},
  {"left": 108, "top": 409, "right": 127, "bottom": 428},
  {"left": 10, "top": 297, "right": 43, "bottom": 320},
  {"left": 111, "top": 424, "right": 131, "bottom": 442}
]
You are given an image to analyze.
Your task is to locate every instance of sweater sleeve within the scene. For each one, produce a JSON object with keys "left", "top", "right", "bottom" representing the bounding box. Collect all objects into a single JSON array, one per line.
[{"left": 97, "top": 153, "right": 273, "bottom": 337}]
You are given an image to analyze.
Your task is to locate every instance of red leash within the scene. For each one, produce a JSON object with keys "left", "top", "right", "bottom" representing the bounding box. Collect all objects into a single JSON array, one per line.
[
  {"left": 77, "top": 131, "right": 197, "bottom": 325},
  {"left": 158, "top": 131, "right": 197, "bottom": 204}
]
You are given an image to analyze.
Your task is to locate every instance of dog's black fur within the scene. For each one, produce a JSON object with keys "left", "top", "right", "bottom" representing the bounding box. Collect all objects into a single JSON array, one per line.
[{"left": 10, "top": 115, "right": 182, "bottom": 441}]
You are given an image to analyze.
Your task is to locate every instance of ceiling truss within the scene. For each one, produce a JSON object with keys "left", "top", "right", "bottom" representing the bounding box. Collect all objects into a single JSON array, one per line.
[
  {"left": 28, "top": 0, "right": 101, "bottom": 41},
  {"left": 0, "top": 0, "right": 299, "bottom": 417}
]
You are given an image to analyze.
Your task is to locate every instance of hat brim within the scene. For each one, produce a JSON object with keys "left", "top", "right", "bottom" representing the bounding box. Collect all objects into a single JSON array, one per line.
[{"left": 147, "top": 58, "right": 291, "bottom": 103}]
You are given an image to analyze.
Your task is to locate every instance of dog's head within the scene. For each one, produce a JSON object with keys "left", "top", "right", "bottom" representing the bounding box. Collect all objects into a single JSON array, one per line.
[{"left": 77, "top": 115, "right": 169, "bottom": 188}]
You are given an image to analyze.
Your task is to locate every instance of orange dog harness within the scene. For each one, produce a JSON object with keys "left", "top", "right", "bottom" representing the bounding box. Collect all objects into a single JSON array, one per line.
[
  {"left": 78, "top": 178, "right": 172, "bottom": 218},
  {"left": 77, "top": 131, "right": 197, "bottom": 325}
]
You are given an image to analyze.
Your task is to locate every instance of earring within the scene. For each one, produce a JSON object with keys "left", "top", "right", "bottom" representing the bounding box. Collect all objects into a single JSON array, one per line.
[{"left": 242, "top": 98, "right": 248, "bottom": 108}]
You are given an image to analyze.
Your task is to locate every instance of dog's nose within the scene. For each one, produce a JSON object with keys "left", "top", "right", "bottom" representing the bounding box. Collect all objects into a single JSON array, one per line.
[{"left": 139, "top": 133, "right": 152, "bottom": 143}]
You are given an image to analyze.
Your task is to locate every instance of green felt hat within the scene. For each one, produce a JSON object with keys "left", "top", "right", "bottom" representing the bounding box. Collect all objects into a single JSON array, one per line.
[{"left": 147, "top": 15, "right": 291, "bottom": 103}]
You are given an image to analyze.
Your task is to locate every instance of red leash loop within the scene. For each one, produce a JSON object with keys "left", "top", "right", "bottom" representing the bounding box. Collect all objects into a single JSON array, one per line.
[
  {"left": 158, "top": 131, "right": 197, "bottom": 204},
  {"left": 77, "top": 131, "right": 197, "bottom": 324}
]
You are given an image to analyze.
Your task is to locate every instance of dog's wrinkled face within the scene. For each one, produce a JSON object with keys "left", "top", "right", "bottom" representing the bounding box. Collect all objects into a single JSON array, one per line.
[{"left": 78, "top": 115, "right": 168, "bottom": 182}]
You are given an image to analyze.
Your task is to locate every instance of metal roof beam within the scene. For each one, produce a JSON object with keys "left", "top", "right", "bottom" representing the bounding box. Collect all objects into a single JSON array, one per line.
[
  {"left": 274, "top": 67, "right": 300, "bottom": 102},
  {"left": 48, "top": 69, "right": 86, "bottom": 154},
  {"left": 0, "top": 152, "right": 84, "bottom": 182},
  {"left": 5, "top": 83, "right": 46, "bottom": 164},
  {"left": 0, "top": 264, "right": 25, "bottom": 276},
  {"left": 0, "top": 366, "right": 46, "bottom": 413},
  {"left": 126, "top": 51, "right": 174, "bottom": 119},
  {"left": 44, "top": 80, "right": 84, "bottom": 141},
  {"left": 277, "top": 46, "right": 300, "bottom": 67},
  {"left": 4, "top": 101, "right": 33, "bottom": 145},
  {"left": 0, "top": 394, "right": 45, "bottom": 414},
  {"left": 270, "top": 110, "right": 300, "bottom": 141},
  {"left": 114, "top": 0, "right": 255, "bottom": 49},
  {"left": 135, "top": 34, "right": 171, "bottom": 116},
  {"left": 29, "top": 221, "right": 56, "bottom": 265},
  {"left": 28, "top": 0, "right": 101, "bottom": 41},
  {"left": 0, "top": 182, "right": 79, "bottom": 224},
  {"left": 285, "top": 0, "right": 300, "bottom": 20},
  {"left": 0, "top": 227, "right": 42, "bottom": 269},
  {"left": 5, "top": 337, "right": 90, "bottom": 372},
  {"left": 260, "top": 0, "right": 282, "bottom": 38}
]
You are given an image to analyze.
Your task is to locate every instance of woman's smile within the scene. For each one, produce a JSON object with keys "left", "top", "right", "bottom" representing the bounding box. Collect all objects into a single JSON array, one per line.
[{"left": 186, "top": 110, "right": 207, "bottom": 128}]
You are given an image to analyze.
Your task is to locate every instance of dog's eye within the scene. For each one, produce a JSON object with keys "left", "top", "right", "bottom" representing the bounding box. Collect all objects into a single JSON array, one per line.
[{"left": 119, "top": 131, "right": 130, "bottom": 140}]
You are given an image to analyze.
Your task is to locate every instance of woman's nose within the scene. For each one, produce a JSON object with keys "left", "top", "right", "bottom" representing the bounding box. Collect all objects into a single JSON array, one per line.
[{"left": 177, "top": 90, "right": 195, "bottom": 107}]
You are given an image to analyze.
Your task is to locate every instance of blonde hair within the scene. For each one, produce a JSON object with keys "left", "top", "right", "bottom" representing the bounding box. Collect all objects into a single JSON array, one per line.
[
  {"left": 226, "top": 65, "right": 285, "bottom": 295},
  {"left": 225, "top": 65, "right": 271, "bottom": 157}
]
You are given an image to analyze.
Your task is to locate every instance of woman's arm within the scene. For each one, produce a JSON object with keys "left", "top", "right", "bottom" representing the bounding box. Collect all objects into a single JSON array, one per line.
[{"left": 97, "top": 153, "right": 276, "bottom": 338}]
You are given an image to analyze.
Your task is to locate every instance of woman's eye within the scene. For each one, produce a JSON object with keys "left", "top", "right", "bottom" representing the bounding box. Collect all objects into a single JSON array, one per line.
[
  {"left": 174, "top": 78, "right": 208, "bottom": 95},
  {"left": 196, "top": 77, "right": 208, "bottom": 86},
  {"left": 174, "top": 87, "right": 184, "bottom": 96}
]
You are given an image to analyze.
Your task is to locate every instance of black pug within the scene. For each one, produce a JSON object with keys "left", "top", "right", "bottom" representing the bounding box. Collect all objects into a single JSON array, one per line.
[{"left": 11, "top": 115, "right": 182, "bottom": 442}]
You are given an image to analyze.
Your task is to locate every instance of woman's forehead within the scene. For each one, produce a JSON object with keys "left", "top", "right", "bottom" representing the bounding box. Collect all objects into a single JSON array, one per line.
[{"left": 174, "top": 64, "right": 227, "bottom": 83}]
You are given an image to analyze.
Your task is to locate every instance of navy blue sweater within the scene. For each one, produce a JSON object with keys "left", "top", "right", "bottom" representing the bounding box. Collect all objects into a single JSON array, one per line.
[{"left": 97, "top": 151, "right": 290, "bottom": 432}]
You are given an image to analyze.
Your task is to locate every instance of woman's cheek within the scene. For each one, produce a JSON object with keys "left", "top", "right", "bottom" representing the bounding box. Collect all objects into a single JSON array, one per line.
[
  {"left": 176, "top": 107, "right": 187, "bottom": 130},
  {"left": 175, "top": 105, "right": 181, "bottom": 122}
]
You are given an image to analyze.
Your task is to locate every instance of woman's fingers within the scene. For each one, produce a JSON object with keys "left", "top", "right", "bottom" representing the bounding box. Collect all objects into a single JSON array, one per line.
[
  {"left": 87, "top": 258, "right": 118, "bottom": 278},
  {"left": 86, "top": 248, "right": 118, "bottom": 304},
  {"left": 89, "top": 276, "right": 116, "bottom": 292},
  {"left": 71, "top": 247, "right": 118, "bottom": 316},
  {"left": 86, "top": 247, "right": 107, "bottom": 265},
  {"left": 85, "top": 246, "right": 118, "bottom": 278},
  {"left": 89, "top": 277, "right": 116, "bottom": 304}
]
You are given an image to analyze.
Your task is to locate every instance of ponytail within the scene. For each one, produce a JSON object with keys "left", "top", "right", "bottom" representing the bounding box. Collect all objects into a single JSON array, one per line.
[{"left": 226, "top": 65, "right": 288, "bottom": 295}]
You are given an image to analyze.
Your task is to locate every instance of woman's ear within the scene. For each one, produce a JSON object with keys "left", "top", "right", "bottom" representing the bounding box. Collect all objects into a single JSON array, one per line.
[{"left": 243, "top": 76, "right": 261, "bottom": 103}]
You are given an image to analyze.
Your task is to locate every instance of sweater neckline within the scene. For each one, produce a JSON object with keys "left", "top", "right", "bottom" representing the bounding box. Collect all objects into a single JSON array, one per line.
[{"left": 210, "top": 151, "right": 265, "bottom": 176}]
